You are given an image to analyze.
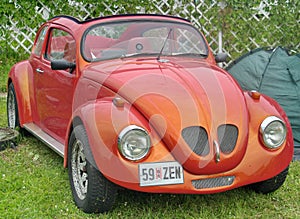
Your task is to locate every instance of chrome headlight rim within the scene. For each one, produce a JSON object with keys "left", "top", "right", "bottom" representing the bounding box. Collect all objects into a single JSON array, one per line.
[
  {"left": 118, "top": 125, "right": 151, "bottom": 161},
  {"left": 260, "top": 116, "right": 287, "bottom": 149}
]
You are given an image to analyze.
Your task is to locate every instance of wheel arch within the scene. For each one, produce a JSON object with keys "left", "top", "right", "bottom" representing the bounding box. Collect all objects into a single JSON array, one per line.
[
  {"left": 64, "top": 116, "right": 98, "bottom": 170},
  {"left": 7, "top": 61, "right": 34, "bottom": 126}
]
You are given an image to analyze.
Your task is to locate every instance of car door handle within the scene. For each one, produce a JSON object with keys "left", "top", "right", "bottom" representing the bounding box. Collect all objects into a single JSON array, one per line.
[{"left": 36, "top": 68, "right": 44, "bottom": 74}]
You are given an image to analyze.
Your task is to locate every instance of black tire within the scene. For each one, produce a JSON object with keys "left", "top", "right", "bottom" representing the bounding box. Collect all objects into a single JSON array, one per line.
[
  {"left": 249, "top": 166, "right": 289, "bottom": 194},
  {"left": 68, "top": 125, "right": 117, "bottom": 213},
  {"left": 7, "top": 83, "right": 20, "bottom": 129}
]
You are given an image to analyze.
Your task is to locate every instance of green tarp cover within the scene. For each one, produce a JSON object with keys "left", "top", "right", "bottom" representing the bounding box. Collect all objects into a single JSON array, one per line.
[{"left": 226, "top": 47, "right": 300, "bottom": 150}]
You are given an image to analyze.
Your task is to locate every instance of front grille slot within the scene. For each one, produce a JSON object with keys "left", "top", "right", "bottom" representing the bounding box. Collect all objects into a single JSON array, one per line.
[
  {"left": 217, "top": 124, "right": 238, "bottom": 154},
  {"left": 182, "top": 126, "right": 209, "bottom": 156},
  {"left": 192, "top": 176, "right": 235, "bottom": 189}
]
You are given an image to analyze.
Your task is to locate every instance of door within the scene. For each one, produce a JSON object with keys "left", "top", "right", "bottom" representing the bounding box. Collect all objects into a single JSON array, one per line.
[{"left": 33, "top": 27, "right": 76, "bottom": 142}]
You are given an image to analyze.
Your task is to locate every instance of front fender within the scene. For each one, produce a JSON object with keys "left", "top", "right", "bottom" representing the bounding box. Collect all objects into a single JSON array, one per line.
[
  {"left": 70, "top": 98, "right": 174, "bottom": 185},
  {"left": 7, "top": 61, "right": 34, "bottom": 126},
  {"left": 244, "top": 91, "right": 294, "bottom": 175}
]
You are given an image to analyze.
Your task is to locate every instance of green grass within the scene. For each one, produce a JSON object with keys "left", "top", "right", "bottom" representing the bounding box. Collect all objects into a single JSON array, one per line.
[
  {"left": 1, "top": 135, "right": 300, "bottom": 219},
  {"left": 0, "top": 137, "right": 299, "bottom": 218},
  {"left": 0, "top": 58, "right": 299, "bottom": 218},
  {"left": 0, "top": 59, "right": 9, "bottom": 92}
]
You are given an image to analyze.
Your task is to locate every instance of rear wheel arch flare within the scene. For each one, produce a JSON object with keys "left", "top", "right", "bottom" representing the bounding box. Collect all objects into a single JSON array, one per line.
[{"left": 7, "top": 65, "right": 33, "bottom": 126}]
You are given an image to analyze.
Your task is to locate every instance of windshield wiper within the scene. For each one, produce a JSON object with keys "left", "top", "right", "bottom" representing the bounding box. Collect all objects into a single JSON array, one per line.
[
  {"left": 170, "top": 52, "right": 208, "bottom": 58},
  {"left": 157, "top": 28, "right": 173, "bottom": 61},
  {"left": 121, "top": 52, "right": 159, "bottom": 59}
]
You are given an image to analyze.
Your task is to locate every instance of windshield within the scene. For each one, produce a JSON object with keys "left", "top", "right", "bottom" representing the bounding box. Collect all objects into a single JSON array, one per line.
[{"left": 82, "top": 20, "right": 208, "bottom": 62}]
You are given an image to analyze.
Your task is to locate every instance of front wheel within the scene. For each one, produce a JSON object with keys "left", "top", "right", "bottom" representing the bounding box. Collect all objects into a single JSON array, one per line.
[
  {"left": 68, "top": 125, "right": 117, "bottom": 213},
  {"left": 249, "top": 166, "right": 289, "bottom": 194}
]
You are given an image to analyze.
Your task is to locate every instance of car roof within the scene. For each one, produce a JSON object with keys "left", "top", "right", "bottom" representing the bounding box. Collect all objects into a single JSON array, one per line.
[{"left": 49, "top": 14, "right": 191, "bottom": 28}]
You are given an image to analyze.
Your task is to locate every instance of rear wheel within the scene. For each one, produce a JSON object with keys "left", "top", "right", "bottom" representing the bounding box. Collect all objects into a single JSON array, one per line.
[
  {"left": 249, "top": 166, "right": 289, "bottom": 194},
  {"left": 68, "top": 125, "right": 117, "bottom": 213},
  {"left": 7, "top": 83, "right": 20, "bottom": 129}
]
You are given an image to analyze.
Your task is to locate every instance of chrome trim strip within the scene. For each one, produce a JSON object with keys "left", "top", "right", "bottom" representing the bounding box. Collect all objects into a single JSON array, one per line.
[
  {"left": 213, "top": 140, "right": 220, "bottom": 163},
  {"left": 23, "top": 123, "right": 64, "bottom": 157}
]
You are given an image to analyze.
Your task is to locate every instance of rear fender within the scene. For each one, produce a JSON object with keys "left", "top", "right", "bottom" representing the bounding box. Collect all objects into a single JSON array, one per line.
[{"left": 7, "top": 61, "right": 34, "bottom": 126}]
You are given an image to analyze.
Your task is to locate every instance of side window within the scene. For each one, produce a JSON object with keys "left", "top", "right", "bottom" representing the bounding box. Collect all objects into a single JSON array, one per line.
[
  {"left": 46, "top": 29, "right": 76, "bottom": 63},
  {"left": 33, "top": 26, "right": 48, "bottom": 56}
]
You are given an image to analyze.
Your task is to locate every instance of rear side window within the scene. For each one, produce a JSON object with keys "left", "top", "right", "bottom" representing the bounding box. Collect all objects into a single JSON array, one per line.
[{"left": 33, "top": 26, "right": 48, "bottom": 56}]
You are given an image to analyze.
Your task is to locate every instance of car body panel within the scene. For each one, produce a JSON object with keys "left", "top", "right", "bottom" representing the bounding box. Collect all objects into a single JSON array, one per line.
[
  {"left": 8, "top": 61, "right": 34, "bottom": 125},
  {"left": 7, "top": 14, "right": 294, "bottom": 195},
  {"left": 71, "top": 89, "right": 293, "bottom": 193},
  {"left": 80, "top": 58, "right": 250, "bottom": 175}
]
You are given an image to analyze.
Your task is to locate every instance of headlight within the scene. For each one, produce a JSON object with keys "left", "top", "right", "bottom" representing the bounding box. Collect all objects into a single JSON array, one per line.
[
  {"left": 260, "top": 116, "right": 286, "bottom": 149},
  {"left": 118, "top": 125, "right": 151, "bottom": 161}
]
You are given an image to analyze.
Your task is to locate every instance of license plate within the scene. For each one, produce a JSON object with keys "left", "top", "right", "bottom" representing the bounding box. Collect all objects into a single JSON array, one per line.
[{"left": 139, "top": 161, "right": 184, "bottom": 187}]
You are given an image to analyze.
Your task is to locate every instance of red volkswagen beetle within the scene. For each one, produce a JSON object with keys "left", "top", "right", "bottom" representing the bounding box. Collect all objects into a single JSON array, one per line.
[{"left": 7, "top": 14, "right": 294, "bottom": 213}]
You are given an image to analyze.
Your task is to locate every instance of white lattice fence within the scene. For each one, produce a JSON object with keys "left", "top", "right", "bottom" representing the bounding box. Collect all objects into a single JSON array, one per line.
[
  {"left": 151, "top": 0, "right": 222, "bottom": 53},
  {"left": 1, "top": 0, "right": 299, "bottom": 61}
]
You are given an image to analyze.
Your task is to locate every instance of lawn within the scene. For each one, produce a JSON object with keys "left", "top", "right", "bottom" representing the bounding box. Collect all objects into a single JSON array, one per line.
[{"left": 0, "top": 57, "right": 299, "bottom": 218}]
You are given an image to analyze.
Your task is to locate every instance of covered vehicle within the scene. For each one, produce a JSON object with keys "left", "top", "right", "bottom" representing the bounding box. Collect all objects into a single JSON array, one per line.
[
  {"left": 7, "top": 15, "right": 293, "bottom": 213},
  {"left": 226, "top": 47, "right": 300, "bottom": 160}
]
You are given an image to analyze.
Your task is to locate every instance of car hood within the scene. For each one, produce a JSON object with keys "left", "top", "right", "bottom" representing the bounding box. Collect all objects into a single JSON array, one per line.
[{"left": 83, "top": 57, "right": 249, "bottom": 174}]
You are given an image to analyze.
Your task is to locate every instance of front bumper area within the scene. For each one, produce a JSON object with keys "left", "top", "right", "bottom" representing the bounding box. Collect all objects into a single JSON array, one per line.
[{"left": 103, "top": 133, "right": 293, "bottom": 194}]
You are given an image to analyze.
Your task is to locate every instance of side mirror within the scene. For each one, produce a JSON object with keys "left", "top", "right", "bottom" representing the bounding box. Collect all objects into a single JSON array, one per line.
[
  {"left": 215, "top": 52, "right": 228, "bottom": 63},
  {"left": 51, "top": 59, "right": 76, "bottom": 72}
]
